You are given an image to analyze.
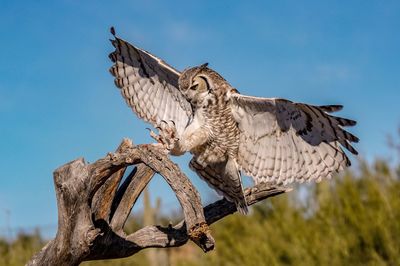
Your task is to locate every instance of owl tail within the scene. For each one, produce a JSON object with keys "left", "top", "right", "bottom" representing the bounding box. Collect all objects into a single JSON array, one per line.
[
  {"left": 224, "top": 158, "right": 248, "bottom": 215},
  {"left": 190, "top": 158, "right": 249, "bottom": 215}
]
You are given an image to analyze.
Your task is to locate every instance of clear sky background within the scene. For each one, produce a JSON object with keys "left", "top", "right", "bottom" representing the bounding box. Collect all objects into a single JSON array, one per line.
[{"left": 0, "top": 1, "right": 399, "bottom": 238}]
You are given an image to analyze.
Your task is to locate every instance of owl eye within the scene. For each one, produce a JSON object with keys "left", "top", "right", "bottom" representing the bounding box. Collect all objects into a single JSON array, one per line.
[{"left": 191, "top": 76, "right": 209, "bottom": 92}]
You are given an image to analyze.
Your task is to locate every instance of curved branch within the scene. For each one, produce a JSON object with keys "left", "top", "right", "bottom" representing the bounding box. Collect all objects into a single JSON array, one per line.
[
  {"left": 126, "top": 183, "right": 288, "bottom": 249},
  {"left": 110, "top": 164, "right": 154, "bottom": 232}
]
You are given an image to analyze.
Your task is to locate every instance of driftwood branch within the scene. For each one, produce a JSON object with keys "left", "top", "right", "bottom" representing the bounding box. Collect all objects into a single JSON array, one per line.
[{"left": 27, "top": 139, "right": 289, "bottom": 266}]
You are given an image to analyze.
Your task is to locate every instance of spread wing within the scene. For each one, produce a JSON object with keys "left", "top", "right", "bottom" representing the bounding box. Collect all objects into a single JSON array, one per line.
[
  {"left": 109, "top": 31, "right": 193, "bottom": 136},
  {"left": 230, "top": 93, "right": 359, "bottom": 186}
]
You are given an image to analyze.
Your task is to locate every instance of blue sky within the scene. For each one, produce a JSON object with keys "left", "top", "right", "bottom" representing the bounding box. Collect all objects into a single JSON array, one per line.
[{"left": 0, "top": 0, "right": 399, "bottom": 238}]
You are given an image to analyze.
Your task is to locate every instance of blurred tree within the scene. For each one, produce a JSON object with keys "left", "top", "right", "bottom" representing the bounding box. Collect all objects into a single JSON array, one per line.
[
  {"left": 143, "top": 187, "right": 170, "bottom": 266},
  {"left": 0, "top": 229, "right": 44, "bottom": 266},
  {"left": 177, "top": 160, "right": 400, "bottom": 266}
]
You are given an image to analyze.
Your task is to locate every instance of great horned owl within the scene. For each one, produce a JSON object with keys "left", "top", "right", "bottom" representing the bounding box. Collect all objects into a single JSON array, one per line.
[{"left": 109, "top": 29, "right": 358, "bottom": 214}]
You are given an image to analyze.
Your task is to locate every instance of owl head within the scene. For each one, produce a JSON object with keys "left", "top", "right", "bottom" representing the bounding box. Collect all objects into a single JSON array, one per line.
[
  {"left": 178, "top": 63, "right": 211, "bottom": 104},
  {"left": 179, "top": 63, "right": 231, "bottom": 107}
]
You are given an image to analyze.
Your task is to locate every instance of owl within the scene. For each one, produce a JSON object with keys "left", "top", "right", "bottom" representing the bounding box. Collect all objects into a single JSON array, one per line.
[{"left": 108, "top": 29, "right": 358, "bottom": 214}]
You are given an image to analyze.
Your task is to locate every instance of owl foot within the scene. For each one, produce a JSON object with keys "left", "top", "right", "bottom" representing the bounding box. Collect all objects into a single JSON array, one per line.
[{"left": 147, "top": 120, "right": 178, "bottom": 151}]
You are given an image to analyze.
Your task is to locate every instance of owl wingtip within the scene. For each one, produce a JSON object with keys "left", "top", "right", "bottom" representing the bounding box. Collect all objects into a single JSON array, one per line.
[{"left": 237, "top": 203, "right": 249, "bottom": 215}]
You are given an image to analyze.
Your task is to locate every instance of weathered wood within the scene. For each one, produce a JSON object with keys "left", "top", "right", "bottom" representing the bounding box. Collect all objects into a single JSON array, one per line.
[
  {"left": 92, "top": 139, "right": 131, "bottom": 223},
  {"left": 27, "top": 139, "right": 289, "bottom": 265},
  {"left": 110, "top": 164, "right": 154, "bottom": 232}
]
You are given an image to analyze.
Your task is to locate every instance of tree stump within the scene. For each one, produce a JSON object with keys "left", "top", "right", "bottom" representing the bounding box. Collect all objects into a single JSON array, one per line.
[{"left": 27, "top": 139, "right": 288, "bottom": 265}]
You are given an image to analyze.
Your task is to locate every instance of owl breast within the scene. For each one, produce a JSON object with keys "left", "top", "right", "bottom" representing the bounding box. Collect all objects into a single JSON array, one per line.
[{"left": 193, "top": 95, "right": 240, "bottom": 165}]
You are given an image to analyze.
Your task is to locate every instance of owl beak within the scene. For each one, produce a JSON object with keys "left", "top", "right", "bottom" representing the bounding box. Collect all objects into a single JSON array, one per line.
[{"left": 191, "top": 80, "right": 199, "bottom": 88}]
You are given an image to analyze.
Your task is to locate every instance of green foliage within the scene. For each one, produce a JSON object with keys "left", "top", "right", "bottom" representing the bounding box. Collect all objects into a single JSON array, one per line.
[
  {"left": 184, "top": 161, "right": 400, "bottom": 266},
  {"left": 0, "top": 230, "right": 44, "bottom": 266},
  {"left": 81, "top": 253, "right": 150, "bottom": 266},
  {"left": 3, "top": 160, "right": 400, "bottom": 265}
]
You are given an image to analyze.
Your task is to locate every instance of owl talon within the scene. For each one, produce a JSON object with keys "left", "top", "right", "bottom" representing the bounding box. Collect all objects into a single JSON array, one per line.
[
  {"left": 147, "top": 121, "right": 178, "bottom": 152},
  {"left": 147, "top": 128, "right": 162, "bottom": 143}
]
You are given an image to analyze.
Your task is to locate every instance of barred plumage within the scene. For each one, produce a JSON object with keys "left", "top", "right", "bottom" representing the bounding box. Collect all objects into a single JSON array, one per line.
[{"left": 109, "top": 29, "right": 358, "bottom": 214}]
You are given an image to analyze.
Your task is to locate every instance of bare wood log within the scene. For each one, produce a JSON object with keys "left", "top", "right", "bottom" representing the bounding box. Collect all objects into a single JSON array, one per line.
[
  {"left": 27, "top": 139, "right": 289, "bottom": 265},
  {"left": 110, "top": 164, "right": 154, "bottom": 232},
  {"left": 92, "top": 139, "right": 131, "bottom": 222},
  {"left": 127, "top": 183, "right": 287, "bottom": 249}
]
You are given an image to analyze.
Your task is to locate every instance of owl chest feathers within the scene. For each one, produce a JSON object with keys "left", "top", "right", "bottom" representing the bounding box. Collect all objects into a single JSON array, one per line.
[{"left": 182, "top": 93, "right": 240, "bottom": 165}]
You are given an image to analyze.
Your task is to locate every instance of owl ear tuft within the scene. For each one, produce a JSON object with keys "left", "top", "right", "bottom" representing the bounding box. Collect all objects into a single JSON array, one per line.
[
  {"left": 200, "top": 63, "right": 209, "bottom": 69},
  {"left": 110, "top": 26, "right": 116, "bottom": 36}
]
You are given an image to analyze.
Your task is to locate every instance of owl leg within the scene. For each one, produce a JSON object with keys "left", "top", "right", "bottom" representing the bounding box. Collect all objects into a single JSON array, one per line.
[
  {"left": 178, "top": 127, "right": 209, "bottom": 151},
  {"left": 166, "top": 126, "right": 210, "bottom": 156},
  {"left": 148, "top": 116, "right": 212, "bottom": 156},
  {"left": 148, "top": 120, "right": 208, "bottom": 155}
]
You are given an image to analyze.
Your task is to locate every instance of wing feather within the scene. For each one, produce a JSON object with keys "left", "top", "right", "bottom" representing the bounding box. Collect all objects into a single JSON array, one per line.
[
  {"left": 230, "top": 93, "right": 358, "bottom": 186},
  {"left": 109, "top": 33, "right": 193, "bottom": 136}
]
